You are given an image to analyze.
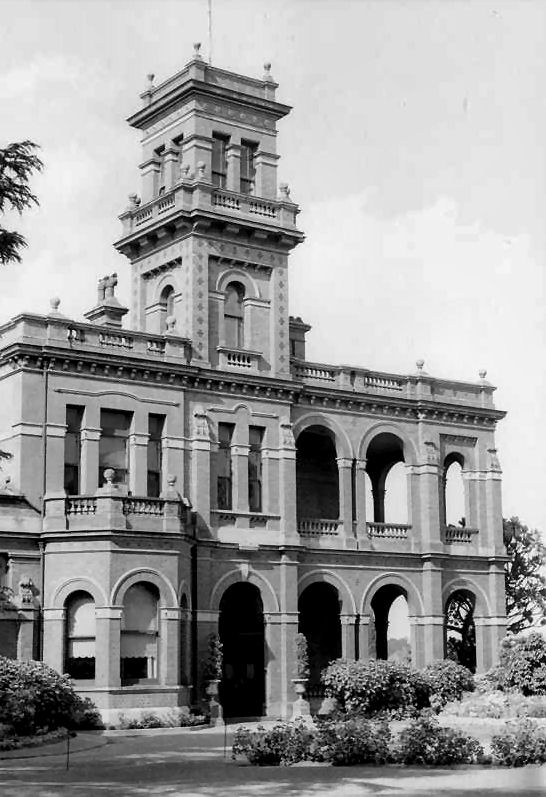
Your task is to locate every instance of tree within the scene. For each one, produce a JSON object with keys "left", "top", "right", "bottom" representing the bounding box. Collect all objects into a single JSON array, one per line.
[
  {"left": 0, "top": 141, "right": 43, "bottom": 265},
  {"left": 504, "top": 516, "right": 546, "bottom": 635}
]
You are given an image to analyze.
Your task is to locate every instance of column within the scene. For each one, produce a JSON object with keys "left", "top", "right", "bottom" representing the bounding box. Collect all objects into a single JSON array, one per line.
[
  {"left": 140, "top": 157, "right": 160, "bottom": 203},
  {"left": 358, "top": 614, "right": 372, "bottom": 660},
  {"left": 340, "top": 614, "right": 357, "bottom": 660},
  {"left": 261, "top": 448, "right": 278, "bottom": 515},
  {"left": 232, "top": 444, "right": 250, "bottom": 514},
  {"left": 278, "top": 421, "right": 298, "bottom": 543},
  {"left": 17, "top": 610, "right": 38, "bottom": 659},
  {"left": 161, "top": 435, "right": 185, "bottom": 496},
  {"left": 355, "top": 459, "right": 370, "bottom": 548},
  {"left": 42, "top": 608, "right": 65, "bottom": 673},
  {"left": 414, "top": 439, "right": 442, "bottom": 552},
  {"left": 254, "top": 151, "right": 278, "bottom": 199},
  {"left": 160, "top": 607, "right": 182, "bottom": 686},
  {"left": 421, "top": 556, "right": 444, "bottom": 664},
  {"left": 81, "top": 404, "right": 101, "bottom": 494},
  {"left": 180, "top": 607, "right": 192, "bottom": 685},
  {"left": 191, "top": 408, "right": 211, "bottom": 533},
  {"left": 195, "top": 609, "right": 219, "bottom": 703},
  {"left": 337, "top": 458, "right": 356, "bottom": 548},
  {"left": 95, "top": 607, "right": 122, "bottom": 688},
  {"left": 129, "top": 407, "right": 148, "bottom": 495},
  {"left": 474, "top": 618, "right": 487, "bottom": 674},
  {"left": 226, "top": 143, "right": 241, "bottom": 193},
  {"left": 278, "top": 548, "right": 299, "bottom": 718},
  {"left": 163, "top": 144, "right": 179, "bottom": 191},
  {"left": 484, "top": 448, "right": 504, "bottom": 555}
]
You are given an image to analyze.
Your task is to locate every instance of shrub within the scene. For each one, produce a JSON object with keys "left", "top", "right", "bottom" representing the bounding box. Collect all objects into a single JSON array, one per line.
[
  {"left": 314, "top": 717, "right": 391, "bottom": 766},
  {"left": 422, "top": 660, "right": 474, "bottom": 709},
  {"left": 203, "top": 633, "right": 223, "bottom": 681},
  {"left": 496, "top": 633, "right": 546, "bottom": 696},
  {"left": 119, "top": 711, "right": 165, "bottom": 730},
  {"left": 0, "top": 656, "right": 99, "bottom": 736},
  {"left": 321, "top": 659, "right": 431, "bottom": 718},
  {"left": 443, "top": 690, "right": 546, "bottom": 720},
  {"left": 491, "top": 718, "right": 546, "bottom": 766},
  {"left": 295, "top": 633, "right": 310, "bottom": 680},
  {"left": 395, "top": 713, "right": 483, "bottom": 766},
  {"left": 69, "top": 696, "right": 104, "bottom": 730},
  {"left": 232, "top": 720, "right": 314, "bottom": 766}
]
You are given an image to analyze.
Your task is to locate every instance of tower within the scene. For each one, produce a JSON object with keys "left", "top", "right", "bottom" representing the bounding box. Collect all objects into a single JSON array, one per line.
[{"left": 115, "top": 44, "right": 303, "bottom": 377}]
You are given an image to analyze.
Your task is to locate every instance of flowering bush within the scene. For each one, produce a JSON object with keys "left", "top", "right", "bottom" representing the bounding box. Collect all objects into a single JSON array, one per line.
[
  {"left": 491, "top": 718, "right": 546, "bottom": 766},
  {"left": 321, "top": 659, "right": 431, "bottom": 718},
  {"left": 0, "top": 656, "right": 98, "bottom": 736},
  {"left": 422, "top": 660, "right": 474, "bottom": 709},
  {"left": 496, "top": 633, "right": 546, "bottom": 696},
  {"left": 443, "top": 690, "right": 546, "bottom": 719},
  {"left": 314, "top": 717, "right": 391, "bottom": 766},
  {"left": 395, "top": 713, "right": 483, "bottom": 766},
  {"left": 232, "top": 720, "right": 314, "bottom": 766}
]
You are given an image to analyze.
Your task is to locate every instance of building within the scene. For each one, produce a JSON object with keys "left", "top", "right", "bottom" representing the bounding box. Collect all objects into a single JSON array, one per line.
[{"left": 0, "top": 45, "right": 506, "bottom": 722}]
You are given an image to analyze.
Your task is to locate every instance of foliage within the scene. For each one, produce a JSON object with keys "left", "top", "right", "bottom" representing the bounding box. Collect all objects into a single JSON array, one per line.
[
  {"left": 504, "top": 517, "right": 546, "bottom": 635},
  {"left": 314, "top": 717, "right": 391, "bottom": 766},
  {"left": 203, "top": 633, "right": 223, "bottom": 681},
  {"left": 394, "top": 713, "right": 483, "bottom": 766},
  {"left": 119, "top": 711, "right": 165, "bottom": 730},
  {"left": 295, "top": 632, "right": 310, "bottom": 680},
  {"left": 70, "top": 695, "right": 104, "bottom": 729},
  {"left": 321, "top": 659, "right": 431, "bottom": 718},
  {"left": 0, "top": 656, "right": 99, "bottom": 736},
  {"left": 232, "top": 720, "right": 314, "bottom": 766},
  {"left": 491, "top": 718, "right": 546, "bottom": 767},
  {"left": 422, "top": 660, "right": 475, "bottom": 709},
  {"left": 445, "top": 591, "right": 476, "bottom": 671},
  {"left": 0, "top": 727, "right": 72, "bottom": 752},
  {"left": 0, "top": 585, "right": 15, "bottom": 609},
  {"left": 117, "top": 709, "right": 208, "bottom": 730},
  {"left": 0, "top": 141, "right": 43, "bottom": 265},
  {"left": 443, "top": 690, "right": 546, "bottom": 719},
  {"left": 495, "top": 632, "right": 546, "bottom": 696}
]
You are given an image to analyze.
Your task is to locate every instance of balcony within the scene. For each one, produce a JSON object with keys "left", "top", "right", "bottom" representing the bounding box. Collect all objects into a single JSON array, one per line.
[
  {"left": 291, "top": 358, "right": 496, "bottom": 409},
  {"left": 443, "top": 525, "right": 479, "bottom": 544},
  {"left": 366, "top": 522, "right": 411, "bottom": 540},
  {"left": 117, "top": 181, "right": 301, "bottom": 245},
  {"left": 298, "top": 518, "right": 341, "bottom": 537},
  {"left": 217, "top": 346, "right": 261, "bottom": 372}
]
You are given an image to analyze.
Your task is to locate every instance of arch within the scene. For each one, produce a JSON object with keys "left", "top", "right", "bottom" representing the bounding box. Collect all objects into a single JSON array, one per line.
[
  {"left": 120, "top": 581, "right": 160, "bottom": 683},
  {"left": 360, "top": 572, "right": 425, "bottom": 617},
  {"left": 209, "top": 568, "right": 279, "bottom": 614},
  {"left": 177, "top": 579, "right": 192, "bottom": 609},
  {"left": 298, "top": 569, "right": 357, "bottom": 615},
  {"left": 52, "top": 576, "right": 107, "bottom": 608},
  {"left": 64, "top": 590, "right": 96, "bottom": 680},
  {"left": 444, "top": 587, "right": 477, "bottom": 672},
  {"left": 443, "top": 458, "right": 466, "bottom": 527},
  {"left": 110, "top": 567, "right": 178, "bottom": 608},
  {"left": 299, "top": 581, "right": 341, "bottom": 685},
  {"left": 216, "top": 268, "right": 259, "bottom": 299},
  {"left": 293, "top": 413, "right": 353, "bottom": 459},
  {"left": 358, "top": 422, "right": 418, "bottom": 465},
  {"left": 442, "top": 577, "right": 491, "bottom": 618}
]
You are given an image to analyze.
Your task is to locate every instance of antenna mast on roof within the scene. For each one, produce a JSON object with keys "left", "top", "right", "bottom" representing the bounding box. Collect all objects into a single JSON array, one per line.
[{"left": 208, "top": 0, "right": 213, "bottom": 65}]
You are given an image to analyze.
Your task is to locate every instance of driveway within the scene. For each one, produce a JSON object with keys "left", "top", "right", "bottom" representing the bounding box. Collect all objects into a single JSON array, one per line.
[{"left": 0, "top": 725, "right": 544, "bottom": 796}]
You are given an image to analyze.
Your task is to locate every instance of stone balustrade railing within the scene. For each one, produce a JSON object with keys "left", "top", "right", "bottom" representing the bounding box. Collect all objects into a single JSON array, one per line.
[
  {"left": 119, "top": 181, "right": 298, "bottom": 238},
  {"left": 122, "top": 498, "right": 165, "bottom": 516},
  {"left": 217, "top": 345, "right": 261, "bottom": 372},
  {"left": 443, "top": 525, "right": 479, "bottom": 544},
  {"left": 298, "top": 518, "right": 340, "bottom": 536},
  {"left": 291, "top": 358, "right": 495, "bottom": 408},
  {"left": 366, "top": 522, "right": 411, "bottom": 539},
  {"left": 66, "top": 497, "right": 97, "bottom": 516},
  {"left": 0, "top": 315, "right": 191, "bottom": 366}
]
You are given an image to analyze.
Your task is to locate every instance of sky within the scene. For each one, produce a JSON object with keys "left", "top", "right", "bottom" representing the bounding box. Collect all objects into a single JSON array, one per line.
[{"left": 1, "top": 0, "right": 545, "bottom": 533}]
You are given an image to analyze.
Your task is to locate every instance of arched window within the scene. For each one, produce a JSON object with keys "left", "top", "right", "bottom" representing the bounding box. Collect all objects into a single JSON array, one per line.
[
  {"left": 159, "top": 285, "right": 175, "bottom": 333},
  {"left": 365, "top": 433, "right": 407, "bottom": 524},
  {"left": 444, "top": 456, "right": 466, "bottom": 527},
  {"left": 65, "top": 591, "right": 96, "bottom": 680},
  {"left": 224, "top": 281, "right": 245, "bottom": 349},
  {"left": 445, "top": 589, "right": 476, "bottom": 672},
  {"left": 120, "top": 582, "right": 159, "bottom": 683}
]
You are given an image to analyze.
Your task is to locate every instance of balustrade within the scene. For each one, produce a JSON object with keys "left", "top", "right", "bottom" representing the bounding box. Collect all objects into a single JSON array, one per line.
[
  {"left": 366, "top": 522, "right": 410, "bottom": 539},
  {"left": 443, "top": 525, "right": 479, "bottom": 544},
  {"left": 66, "top": 497, "right": 97, "bottom": 516},
  {"left": 298, "top": 518, "right": 340, "bottom": 536}
]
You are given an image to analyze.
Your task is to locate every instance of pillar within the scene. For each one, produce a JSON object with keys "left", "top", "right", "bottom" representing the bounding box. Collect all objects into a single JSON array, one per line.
[
  {"left": 226, "top": 143, "right": 241, "bottom": 193},
  {"left": 195, "top": 609, "right": 219, "bottom": 703},
  {"left": 191, "top": 408, "right": 211, "bottom": 533},
  {"left": 340, "top": 614, "right": 357, "bottom": 660},
  {"left": 355, "top": 458, "right": 370, "bottom": 547},
  {"left": 421, "top": 557, "right": 444, "bottom": 664},
  {"left": 232, "top": 444, "right": 250, "bottom": 513},
  {"left": 357, "top": 614, "right": 371, "bottom": 660},
  {"left": 42, "top": 607, "right": 65, "bottom": 673},
  {"left": 279, "top": 421, "right": 298, "bottom": 543},
  {"left": 95, "top": 607, "right": 122, "bottom": 688},
  {"left": 81, "top": 403, "right": 101, "bottom": 494},
  {"left": 16, "top": 610, "right": 38, "bottom": 659},
  {"left": 160, "top": 608, "right": 181, "bottom": 686},
  {"left": 413, "top": 439, "right": 442, "bottom": 552},
  {"left": 277, "top": 548, "right": 299, "bottom": 718},
  {"left": 337, "top": 458, "right": 356, "bottom": 548}
]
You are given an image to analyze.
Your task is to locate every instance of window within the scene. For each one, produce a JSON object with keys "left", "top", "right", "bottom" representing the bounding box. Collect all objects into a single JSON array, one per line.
[
  {"left": 99, "top": 410, "right": 132, "bottom": 486},
  {"left": 64, "top": 406, "right": 84, "bottom": 495},
  {"left": 240, "top": 140, "right": 257, "bottom": 194},
  {"left": 217, "top": 422, "right": 234, "bottom": 510},
  {"left": 224, "top": 281, "right": 245, "bottom": 349},
  {"left": 65, "top": 591, "right": 95, "bottom": 680},
  {"left": 248, "top": 426, "right": 264, "bottom": 512},
  {"left": 159, "top": 285, "right": 175, "bottom": 333},
  {"left": 120, "top": 582, "right": 159, "bottom": 683},
  {"left": 155, "top": 145, "right": 166, "bottom": 195},
  {"left": 211, "top": 133, "right": 228, "bottom": 188},
  {"left": 147, "top": 414, "right": 164, "bottom": 497}
]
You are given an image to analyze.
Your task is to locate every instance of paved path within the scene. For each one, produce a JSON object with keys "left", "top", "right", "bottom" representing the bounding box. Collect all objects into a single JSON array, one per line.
[{"left": 0, "top": 725, "right": 544, "bottom": 796}]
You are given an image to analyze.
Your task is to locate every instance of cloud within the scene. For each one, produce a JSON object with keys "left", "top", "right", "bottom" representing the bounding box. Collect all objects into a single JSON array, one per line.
[{"left": 0, "top": 54, "right": 83, "bottom": 99}]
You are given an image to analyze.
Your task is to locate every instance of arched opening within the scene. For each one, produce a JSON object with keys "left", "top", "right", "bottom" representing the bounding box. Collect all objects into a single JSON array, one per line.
[
  {"left": 296, "top": 426, "right": 339, "bottom": 523},
  {"left": 219, "top": 582, "right": 265, "bottom": 718},
  {"left": 64, "top": 591, "right": 96, "bottom": 680},
  {"left": 445, "top": 589, "right": 476, "bottom": 672},
  {"left": 159, "top": 285, "right": 175, "bottom": 333},
  {"left": 298, "top": 582, "right": 341, "bottom": 686},
  {"left": 120, "top": 582, "right": 160, "bottom": 683},
  {"left": 224, "top": 281, "right": 245, "bottom": 349},
  {"left": 371, "top": 585, "right": 409, "bottom": 661},
  {"left": 444, "top": 456, "right": 466, "bottom": 528},
  {"left": 365, "top": 433, "right": 407, "bottom": 524}
]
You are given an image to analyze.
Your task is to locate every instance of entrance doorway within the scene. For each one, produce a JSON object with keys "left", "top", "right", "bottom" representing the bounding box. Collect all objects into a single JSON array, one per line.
[
  {"left": 299, "top": 582, "right": 341, "bottom": 686},
  {"left": 219, "top": 583, "right": 265, "bottom": 718}
]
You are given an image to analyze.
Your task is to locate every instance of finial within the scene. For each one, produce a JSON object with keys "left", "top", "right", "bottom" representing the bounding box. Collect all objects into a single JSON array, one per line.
[
  {"left": 128, "top": 193, "right": 140, "bottom": 210},
  {"left": 279, "top": 183, "right": 291, "bottom": 200},
  {"left": 167, "top": 474, "right": 177, "bottom": 488},
  {"left": 263, "top": 62, "right": 273, "bottom": 82},
  {"left": 50, "top": 297, "right": 61, "bottom": 312},
  {"left": 103, "top": 468, "right": 115, "bottom": 485},
  {"left": 479, "top": 369, "right": 487, "bottom": 380},
  {"left": 416, "top": 358, "right": 425, "bottom": 372},
  {"left": 147, "top": 73, "right": 155, "bottom": 89},
  {"left": 193, "top": 42, "right": 202, "bottom": 60}
]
